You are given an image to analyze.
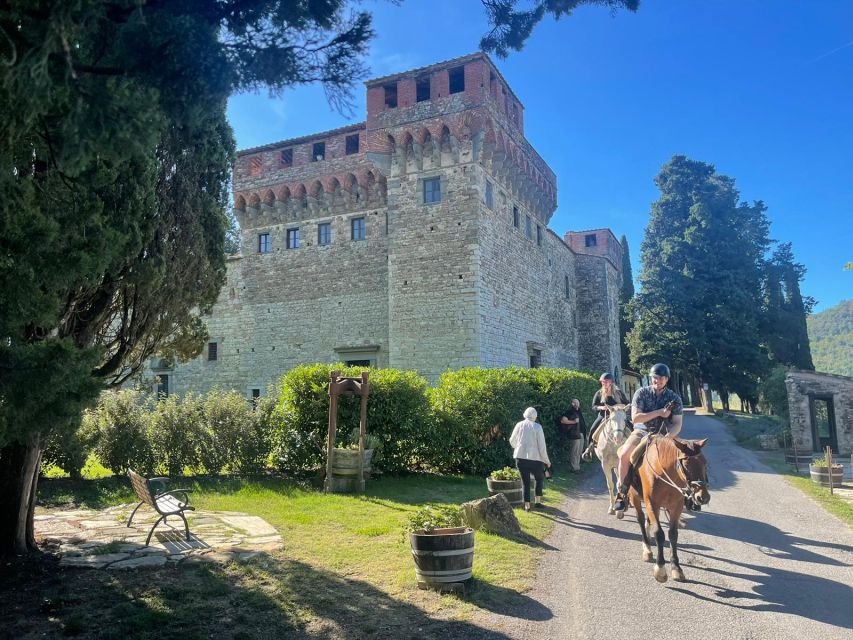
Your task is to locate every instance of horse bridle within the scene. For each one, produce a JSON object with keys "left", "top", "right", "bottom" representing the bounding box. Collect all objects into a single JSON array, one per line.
[{"left": 647, "top": 439, "right": 709, "bottom": 500}]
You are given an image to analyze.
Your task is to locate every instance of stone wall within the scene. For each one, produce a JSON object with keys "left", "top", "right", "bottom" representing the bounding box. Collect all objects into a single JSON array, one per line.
[{"left": 785, "top": 370, "right": 853, "bottom": 454}]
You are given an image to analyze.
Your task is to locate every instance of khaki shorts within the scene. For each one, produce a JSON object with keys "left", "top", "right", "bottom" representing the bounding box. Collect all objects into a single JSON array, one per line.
[{"left": 617, "top": 430, "right": 646, "bottom": 457}]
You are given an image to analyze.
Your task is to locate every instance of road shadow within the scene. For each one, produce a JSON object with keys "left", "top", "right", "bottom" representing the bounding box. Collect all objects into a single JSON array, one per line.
[
  {"left": 669, "top": 551, "right": 853, "bottom": 632},
  {"left": 468, "top": 582, "right": 553, "bottom": 621},
  {"left": 686, "top": 511, "right": 853, "bottom": 566}
]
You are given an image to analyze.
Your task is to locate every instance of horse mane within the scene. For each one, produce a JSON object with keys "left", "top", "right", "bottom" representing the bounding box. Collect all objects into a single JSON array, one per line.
[{"left": 647, "top": 436, "right": 681, "bottom": 470}]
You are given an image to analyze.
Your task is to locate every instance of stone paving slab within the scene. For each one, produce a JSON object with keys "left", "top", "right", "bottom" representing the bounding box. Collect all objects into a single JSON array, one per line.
[{"left": 35, "top": 503, "right": 283, "bottom": 570}]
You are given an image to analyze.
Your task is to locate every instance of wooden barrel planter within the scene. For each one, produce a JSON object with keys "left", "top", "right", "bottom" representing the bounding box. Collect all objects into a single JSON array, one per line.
[
  {"left": 809, "top": 464, "right": 844, "bottom": 488},
  {"left": 327, "top": 448, "right": 373, "bottom": 493},
  {"left": 409, "top": 527, "right": 475, "bottom": 587},
  {"left": 784, "top": 450, "right": 814, "bottom": 467},
  {"left": 486, "top": 477, "right": 523, "bottom": 506}
]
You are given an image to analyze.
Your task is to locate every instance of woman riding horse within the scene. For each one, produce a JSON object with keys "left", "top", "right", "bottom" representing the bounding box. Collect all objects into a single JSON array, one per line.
[{"left": 581, "top": 372, "right": 631, "bottom": 462}]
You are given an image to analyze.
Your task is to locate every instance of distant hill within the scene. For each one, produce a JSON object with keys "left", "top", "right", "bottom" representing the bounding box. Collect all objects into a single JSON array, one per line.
[{"left": 807, "top": 299, "right": 853, "bottom": 377}]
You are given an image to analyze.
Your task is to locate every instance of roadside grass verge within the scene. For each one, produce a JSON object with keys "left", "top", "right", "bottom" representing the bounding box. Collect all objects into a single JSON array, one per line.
[
  {"left": 16, "top": 467, "right": 580, "bottom": 638},
  {"left": 718, "top": 412, "right": 853, "bottom": 527}
]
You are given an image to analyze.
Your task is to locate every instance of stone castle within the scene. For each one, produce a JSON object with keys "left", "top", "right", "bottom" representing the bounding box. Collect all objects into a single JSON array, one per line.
[{"left": 155, "top": 53, "right": 624, "bottom": 398}]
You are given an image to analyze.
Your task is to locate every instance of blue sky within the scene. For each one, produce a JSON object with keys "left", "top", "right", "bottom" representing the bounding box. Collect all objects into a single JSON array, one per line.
[{"left": 227, "top": 0, "right": 853, "bottom": 312}]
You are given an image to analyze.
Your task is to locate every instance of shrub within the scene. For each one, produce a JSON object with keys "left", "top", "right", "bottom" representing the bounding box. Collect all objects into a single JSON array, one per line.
[
  {"left": 403, "top": 505, "right": 464, "bottom": 536},
  {"left": 87, "top": 389, "right": 154, "bottom": 475},
  {"left": 41, "top": 418, "right": 95, "bottom": 479},
  {"left": 429, "top": 367, "right": 598, "bottom": 474},
  {"left": 148, "top": 393, "right": 202, "bottom": 476},
  {"left": 489, "top": 466, "right": 521, "bottom": 481},
  {"left": 199, "top": 390, "right": 253, "bottom": 474},
  {"left": 271, "top": 364, "right": 433, "bottom": 475}
]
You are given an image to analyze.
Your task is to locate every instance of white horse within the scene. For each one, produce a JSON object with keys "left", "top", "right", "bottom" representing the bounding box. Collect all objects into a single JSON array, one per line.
[{"left": 593, "top": 404, "right": 632, "bottom": 515}]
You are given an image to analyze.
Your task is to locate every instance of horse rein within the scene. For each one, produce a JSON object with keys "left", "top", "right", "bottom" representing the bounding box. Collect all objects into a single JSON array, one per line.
[{"left": 645, "top": 439, "right": 708, "bottom": 499}]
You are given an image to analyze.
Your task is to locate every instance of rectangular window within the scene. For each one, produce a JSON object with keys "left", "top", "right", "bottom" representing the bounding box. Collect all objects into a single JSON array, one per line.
[
  {"left": 345, "top": 359, "right": 371, "bottom": 367},
  {"left": 286, "top": 227, "right": 300, "bottom": 249},
  {"left": 280, "top": 148, "right": 293, "bottom": 167},
  {"left": 317, "top": 222, "right": 331, "bottom": 246},
  {"left": 512, "top": 206, "right": 519, "bottom": 228},
  {"left": 565, "top": 275, "right": 570, "bottom": 299},
  {"left": 525, "top": 215, "right": 532, "bottom": 239},
  {"left": 312, "top": 142, "right": 325, "bottom": 162},
  {"left": 208, "top": 342, "right": 217, "bottom": 361},
  {"left": 258, "top": 233, "right": 270, "bottom": 254},
  {"left": 156, "top": 374, "right": 169, "bottom": 398},
  {"left": 449, "top": 66, "right": 465, "bottom": 94},
  {"left": 485, "top": 180, "right": 493, "bottom": 209},
  {"left": 423, "top": 177, "right": 441, "bottom": 204},
  {"left": 536, "top": 225, "right": 542, "bottom": 247},
  {"left": 585, "top": 233, "right": 597, "bottom": 247},
  {"left": 416, "top": 76, "right": 431, "bottom": 102},
  {"left": 351, "top": 217, "right": 365, "bottom": 241},
  {"left": 384, "top": 83, "right": 398, "bottom": 108},
  {"left": 345, "top": 134, "right": 359, "bottom": 155}
]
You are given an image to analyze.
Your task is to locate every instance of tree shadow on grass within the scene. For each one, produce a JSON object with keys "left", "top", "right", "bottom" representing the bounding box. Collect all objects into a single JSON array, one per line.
[{"left": 0, "top": 551, "right": 516, "bottom": 640}]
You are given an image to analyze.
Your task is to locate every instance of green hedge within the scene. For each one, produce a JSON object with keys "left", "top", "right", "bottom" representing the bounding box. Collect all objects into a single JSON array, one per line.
[
  {"left": 430, "top": 367, "right": 599, "bottom": 474},
  {"left": 270, "top": 364, "right": 433, "bottom": 474},
  {"left": 44, "top": 366, "right": 599, "bottom": 479}
]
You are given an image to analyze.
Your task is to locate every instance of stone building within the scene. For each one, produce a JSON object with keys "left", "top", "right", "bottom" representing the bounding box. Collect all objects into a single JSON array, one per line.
[
  {"left": 154, "top": 53, "right": 623, "bottom": 398},
  {"left": 785, "top": 370, "right": 853, "bottom": 455}
]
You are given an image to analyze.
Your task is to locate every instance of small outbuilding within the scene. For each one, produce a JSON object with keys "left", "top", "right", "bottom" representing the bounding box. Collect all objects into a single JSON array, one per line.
[{"left": 785, "top": 370, "right": 853, "bottom": 455}]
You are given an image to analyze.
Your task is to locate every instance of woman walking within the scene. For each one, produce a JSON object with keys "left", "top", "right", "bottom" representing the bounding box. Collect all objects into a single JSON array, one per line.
[{"left": 510, "top": 407, "right": 551, "bottom": 511}]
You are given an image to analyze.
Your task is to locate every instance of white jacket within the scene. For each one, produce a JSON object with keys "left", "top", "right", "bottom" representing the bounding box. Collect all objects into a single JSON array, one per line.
[{"left": 509, "top": 419, "right": 550, "bottom": 466}]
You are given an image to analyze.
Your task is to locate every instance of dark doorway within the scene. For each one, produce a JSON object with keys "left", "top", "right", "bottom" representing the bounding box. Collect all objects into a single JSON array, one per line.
[{"left": 809, "top": 395, "right": 838, "bottom": 453}]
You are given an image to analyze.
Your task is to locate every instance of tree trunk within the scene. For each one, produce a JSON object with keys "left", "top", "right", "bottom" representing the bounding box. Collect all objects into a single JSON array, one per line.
[
  {"left": 699, "top": 382, "right": 714, "bottom": 413},
  {"left": 0, "top": 434, "right": 42, "bottom": 556}
]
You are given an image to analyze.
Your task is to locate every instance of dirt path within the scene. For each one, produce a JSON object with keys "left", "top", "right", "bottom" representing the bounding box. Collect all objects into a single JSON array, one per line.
[{"left": 473, "top": 412, "right": 853, "bottom": 640}]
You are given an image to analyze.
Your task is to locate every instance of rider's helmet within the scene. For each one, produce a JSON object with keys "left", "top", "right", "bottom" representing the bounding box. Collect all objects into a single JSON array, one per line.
[
  {"left": 649, "top": 363, "right": 671, "bottom": 378},
  {"left": 599, "top": 372, "right": 614, "bottom": 383}
]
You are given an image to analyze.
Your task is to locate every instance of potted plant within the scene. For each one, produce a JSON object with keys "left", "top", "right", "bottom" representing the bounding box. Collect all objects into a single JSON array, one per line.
[
  {"left": 486, "top": 466, "right": 523, "bottom": 506},
  {"left": 404, "top": 506, "right": 474, "bottom": 588},
  {"left": 809, "top": 452, "right": 843, "bottom": 488}
]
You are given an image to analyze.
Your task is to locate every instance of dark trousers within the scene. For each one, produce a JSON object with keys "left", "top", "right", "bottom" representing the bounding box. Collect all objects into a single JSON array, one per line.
[{"left": 516, "top": 458, "right": 545, "bottom": 502}]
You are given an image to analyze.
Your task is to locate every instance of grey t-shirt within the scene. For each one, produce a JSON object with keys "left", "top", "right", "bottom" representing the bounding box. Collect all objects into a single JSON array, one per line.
[{"left": 631, "top": 386, "right": 683, "bottom": 435}]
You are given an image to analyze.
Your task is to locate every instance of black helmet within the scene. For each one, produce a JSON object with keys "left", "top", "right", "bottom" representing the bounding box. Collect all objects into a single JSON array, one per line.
[
  {"left": 599, "top": 372, "right": 614, "bottom": 382},
  {"left": 650, "top": 363, "right": 670, "bottom": 378}
]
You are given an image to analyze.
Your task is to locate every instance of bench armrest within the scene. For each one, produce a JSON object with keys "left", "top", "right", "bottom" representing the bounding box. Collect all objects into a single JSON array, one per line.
[{"left": 161, "top": 489, "right": 192, "bottom": 504}]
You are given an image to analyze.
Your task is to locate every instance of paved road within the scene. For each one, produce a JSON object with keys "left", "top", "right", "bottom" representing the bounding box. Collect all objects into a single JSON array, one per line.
[{"left": 477, "top": 412, "right": 853, "bottom": 640}]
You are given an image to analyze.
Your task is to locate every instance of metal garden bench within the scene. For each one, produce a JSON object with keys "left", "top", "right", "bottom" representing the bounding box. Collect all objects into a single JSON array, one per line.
[{"left": 126, "top": 470, "right": 195, "bottom": 546}]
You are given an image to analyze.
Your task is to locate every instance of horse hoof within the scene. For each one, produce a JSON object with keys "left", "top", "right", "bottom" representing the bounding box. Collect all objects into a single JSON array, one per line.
[
  {"left": 671, "top": 568, "right": 685, "bottom": 582},
  {"left": 616, "top": 510, "right": 624, "bottom": 520},
  {"left": 608, "top": 508, "right": 616, "bottom": 515},
  {"left": 642, "top": 550, "right": 653, "bottom": 563},
  {"left": 678, "top": 519, "right": 687, "bottom": 529},
  {"left": 654, "top": 566, "right": 668, "bottom": 583}
]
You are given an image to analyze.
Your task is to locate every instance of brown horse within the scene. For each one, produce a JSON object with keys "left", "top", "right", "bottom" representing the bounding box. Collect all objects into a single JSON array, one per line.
[{"left": 628, "top": 436, "right": 710, "bottom": 582}]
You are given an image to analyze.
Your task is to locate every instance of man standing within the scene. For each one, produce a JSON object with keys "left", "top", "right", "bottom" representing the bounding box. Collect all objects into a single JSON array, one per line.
[
  {"left": 557, "top": 398, "right": 587, "bottom": 473},
  {"left": 612, "top": 363, "right": 683, "bottom": 514}
]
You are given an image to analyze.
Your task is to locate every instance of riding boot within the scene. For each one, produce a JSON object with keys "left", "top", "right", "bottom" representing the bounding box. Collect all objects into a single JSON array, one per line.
[
  {"left": 581, "top": 440, "right": 596, "bottom": 462},
  {"left": 613, "top": 482, "right": 629, "bottom": 512}
]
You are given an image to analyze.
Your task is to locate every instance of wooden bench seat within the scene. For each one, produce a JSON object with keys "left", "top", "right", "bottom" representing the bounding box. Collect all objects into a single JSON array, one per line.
[{"left": 127, "top": 470, "right": 195, "bottom": 546}]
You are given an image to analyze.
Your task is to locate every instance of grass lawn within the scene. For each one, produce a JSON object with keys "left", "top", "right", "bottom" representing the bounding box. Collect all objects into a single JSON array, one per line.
[
  {"left": 717, "top": 412, "right": 853, "bottom": 527},
  {"left": 3, "top": 466, "right": 582, "bottom": 639}
]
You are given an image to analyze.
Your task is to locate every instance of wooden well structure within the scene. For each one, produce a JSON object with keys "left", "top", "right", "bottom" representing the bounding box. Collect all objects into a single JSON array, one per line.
[{"left": 324, "top": 370, "right": 370, "bottom": 494}]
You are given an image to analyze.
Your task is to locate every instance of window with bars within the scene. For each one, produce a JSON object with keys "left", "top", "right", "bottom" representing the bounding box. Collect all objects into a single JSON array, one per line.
[{"left": 208, "top": 342, "right": 218, "bottom": 361}]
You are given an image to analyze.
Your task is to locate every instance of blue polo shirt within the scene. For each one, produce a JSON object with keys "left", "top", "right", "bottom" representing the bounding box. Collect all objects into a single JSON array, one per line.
[{"left": 631, "top": 386, "right": 683, "bottom": 435}]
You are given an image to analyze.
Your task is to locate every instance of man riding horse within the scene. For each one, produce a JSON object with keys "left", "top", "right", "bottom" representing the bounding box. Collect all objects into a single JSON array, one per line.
[{"left": 612, "top": 363, "right": 683, "bottom": 515}]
